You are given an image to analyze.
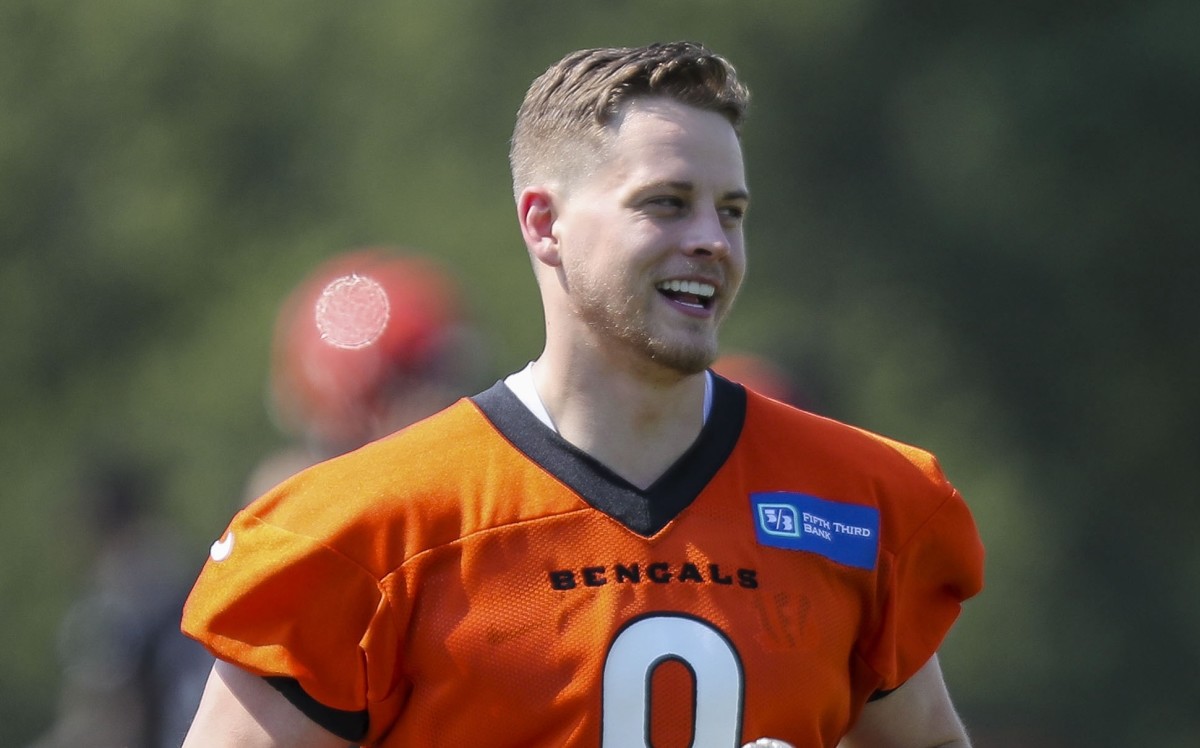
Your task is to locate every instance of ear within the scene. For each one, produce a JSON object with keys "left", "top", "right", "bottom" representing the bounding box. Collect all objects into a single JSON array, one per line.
[{"left": 517, "top": 186, "right": 562, "bottom": 267}]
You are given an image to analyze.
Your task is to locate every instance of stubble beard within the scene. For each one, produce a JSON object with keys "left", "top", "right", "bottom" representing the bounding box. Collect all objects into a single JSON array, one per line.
[
  {"left": 645, "top": 331, "right": 718, "bottom": 376},
  {"left": 576, "top": 290, "right": 722, "bottom": 377}
]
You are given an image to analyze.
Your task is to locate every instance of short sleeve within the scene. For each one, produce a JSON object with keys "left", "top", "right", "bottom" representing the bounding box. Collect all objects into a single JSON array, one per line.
[
  {"left": 860, "top": 487, "right": 984, "bottom": 692},
  {"left": 181, "top": 511, "right": 404, "bottom": 720}
]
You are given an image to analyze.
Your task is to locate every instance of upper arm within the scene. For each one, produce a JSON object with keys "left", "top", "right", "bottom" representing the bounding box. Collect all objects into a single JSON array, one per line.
[
  {"left": 838, "top": 654, "right": 971, "bottom": 748},
  {"left": 182, "top": 660, "right": 353, "bottom": 748}
]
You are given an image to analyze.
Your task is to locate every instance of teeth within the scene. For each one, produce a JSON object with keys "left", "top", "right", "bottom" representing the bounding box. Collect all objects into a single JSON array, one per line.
[{"left": 656, "top": 280, "right": 716, "bottom": 298}]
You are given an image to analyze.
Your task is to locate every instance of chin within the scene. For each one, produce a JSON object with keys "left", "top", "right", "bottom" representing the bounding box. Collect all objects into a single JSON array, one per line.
[{"left": 646, "top": 340, "right": 717, "bottom": 377}]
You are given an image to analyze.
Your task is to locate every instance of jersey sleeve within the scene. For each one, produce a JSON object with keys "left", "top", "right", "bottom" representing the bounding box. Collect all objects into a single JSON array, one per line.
[
  {"left": 860, "top": 480, "right": 984, "bottom": 694},
  {"left": 181, "top": 508, "right": 406, "bottom": 738}
]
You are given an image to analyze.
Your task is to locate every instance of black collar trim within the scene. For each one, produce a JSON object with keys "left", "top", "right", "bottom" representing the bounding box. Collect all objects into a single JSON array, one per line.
[{"left": 471, "top": 372, "right": 746, "bottom": 536}]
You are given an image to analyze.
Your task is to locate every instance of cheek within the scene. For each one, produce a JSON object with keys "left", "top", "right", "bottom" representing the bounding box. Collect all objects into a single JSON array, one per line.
[
  {"left": 559, "top": 247, "right": 618, "bottom": 303},
  {"left": 728, "top": 242, "right": 748, "bottom": 285},
  {"left": 558, "top": 209, "right": 624, "bottom": 261}
]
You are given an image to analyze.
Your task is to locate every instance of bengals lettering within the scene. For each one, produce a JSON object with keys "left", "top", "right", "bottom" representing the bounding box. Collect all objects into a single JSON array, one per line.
[{"left": 549, "top": 562, "right": 758, "bottom": 590}]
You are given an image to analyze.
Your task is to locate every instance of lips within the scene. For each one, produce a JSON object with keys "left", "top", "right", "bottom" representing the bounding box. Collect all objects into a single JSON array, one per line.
[{"left": 656, "top": 279, "right": 717, "bottom": 310}]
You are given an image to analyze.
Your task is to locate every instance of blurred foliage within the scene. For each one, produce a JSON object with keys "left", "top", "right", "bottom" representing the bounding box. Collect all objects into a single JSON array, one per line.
[{"left": 1, "top": 1, "right": 1196, "bottom": 745}]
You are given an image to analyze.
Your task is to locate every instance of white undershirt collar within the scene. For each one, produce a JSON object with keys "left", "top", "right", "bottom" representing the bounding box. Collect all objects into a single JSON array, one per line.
[{"left": 502, "top": 362, "right": 713, "bottom": 435}]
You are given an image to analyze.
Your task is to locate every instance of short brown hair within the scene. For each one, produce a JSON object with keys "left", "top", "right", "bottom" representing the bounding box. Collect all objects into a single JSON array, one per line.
[{"left": 509, "top": 41, "right": 750, "bottom": 198}]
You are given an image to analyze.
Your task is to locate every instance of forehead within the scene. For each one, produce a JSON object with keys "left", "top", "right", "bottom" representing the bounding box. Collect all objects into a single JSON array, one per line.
[{"left": 595, "top": 98, "right": 746, "bottom": 191}]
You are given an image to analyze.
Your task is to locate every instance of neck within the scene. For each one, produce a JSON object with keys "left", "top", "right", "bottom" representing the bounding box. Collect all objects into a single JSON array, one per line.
[{"left": 531, "top": 351, "right": 709, "bottom": 490}]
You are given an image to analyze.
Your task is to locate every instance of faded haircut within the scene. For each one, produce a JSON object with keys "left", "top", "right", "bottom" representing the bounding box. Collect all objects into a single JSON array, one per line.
[{"left": 509, "top": 41, "right": 750, "bottom": 198}]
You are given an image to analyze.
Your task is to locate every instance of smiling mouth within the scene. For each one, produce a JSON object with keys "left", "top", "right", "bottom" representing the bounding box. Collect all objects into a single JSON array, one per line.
[{"left": 656, "top": 279, "right": 716, "bottom": 310}]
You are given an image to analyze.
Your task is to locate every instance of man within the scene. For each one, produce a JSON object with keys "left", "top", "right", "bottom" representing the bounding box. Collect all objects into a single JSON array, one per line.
[
  {"left": 30, "top": 453, "right": 210, "bottom": 748},
  {"left": 242, "top": 247, "right": 481, "bottom": 501},
  {"left": 181, "top": 42, "right": 984, "bottom": 747}
]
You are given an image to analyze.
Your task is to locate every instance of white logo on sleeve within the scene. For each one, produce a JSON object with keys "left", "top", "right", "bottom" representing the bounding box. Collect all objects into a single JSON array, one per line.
[{"left": 209, "top": 532, "right": 235, "bottom": 562}]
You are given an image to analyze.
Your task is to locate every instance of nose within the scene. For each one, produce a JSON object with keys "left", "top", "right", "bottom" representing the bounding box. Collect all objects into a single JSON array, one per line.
[{"left": 683, "top": 205, "right": 733, "bottom": 259}]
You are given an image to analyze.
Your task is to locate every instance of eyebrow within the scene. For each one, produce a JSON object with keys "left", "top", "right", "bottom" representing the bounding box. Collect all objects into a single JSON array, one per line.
[
  {"left": 642, "top": 180, "right": 751, "bottom": 202},
  {"left": 723, "top": 188, "right": 751, "bottom": 202}
]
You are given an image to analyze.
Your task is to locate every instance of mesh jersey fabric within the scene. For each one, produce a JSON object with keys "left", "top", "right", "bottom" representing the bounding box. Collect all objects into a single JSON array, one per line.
[{"left": 181, "top": 373, "right": 984, "bottom": 746}]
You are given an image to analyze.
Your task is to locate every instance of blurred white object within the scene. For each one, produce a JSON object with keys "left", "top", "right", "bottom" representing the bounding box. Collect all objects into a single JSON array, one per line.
[{"left": 743, "top": 740, "right": 796, "bottom": 748}]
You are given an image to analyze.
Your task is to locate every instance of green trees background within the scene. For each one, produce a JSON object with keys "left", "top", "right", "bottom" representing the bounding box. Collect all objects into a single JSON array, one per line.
[{"left": 2, "top": 1, "right": 1196, "bottom": 745}]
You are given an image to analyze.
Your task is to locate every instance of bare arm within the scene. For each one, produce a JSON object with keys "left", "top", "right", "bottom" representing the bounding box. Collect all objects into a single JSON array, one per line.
[
  {"left": 182, "top": 660, "right": 353, "bottom": 748},
  {"left": 838, "top": 654, "right": 971, "bottom": 748}
]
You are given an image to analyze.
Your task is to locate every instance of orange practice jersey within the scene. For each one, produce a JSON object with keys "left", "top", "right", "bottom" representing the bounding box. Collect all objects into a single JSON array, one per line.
[{"left": 183, "top": 374, "right": 984, "bottom": 746}]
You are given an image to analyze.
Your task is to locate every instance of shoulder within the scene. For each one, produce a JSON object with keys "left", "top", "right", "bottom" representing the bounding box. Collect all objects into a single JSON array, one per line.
[
  {"left": 739, "top": 388, "right": 950, "bottom": 490},
  {"left": 238, "top": 391, "right": 576, "bottom": 577},
  {"left": 735, "top": 387, "right": 973, "bottom": 555},
  {"left": 260, "top": 397, "right": 481, "bottom": 495},
  {"left": 238, "top": 397, "right": 501, "bottom": 573}
]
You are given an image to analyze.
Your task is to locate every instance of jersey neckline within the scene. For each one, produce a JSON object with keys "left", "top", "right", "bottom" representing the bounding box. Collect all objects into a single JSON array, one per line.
[{"left": 471, "top": 372, "right": 746, "bottom": 536}]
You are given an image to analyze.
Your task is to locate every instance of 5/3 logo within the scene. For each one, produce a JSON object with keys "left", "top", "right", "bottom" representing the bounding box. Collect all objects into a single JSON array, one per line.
[{"left": 601, "top": 613, "right": 744, "bottom": 747}]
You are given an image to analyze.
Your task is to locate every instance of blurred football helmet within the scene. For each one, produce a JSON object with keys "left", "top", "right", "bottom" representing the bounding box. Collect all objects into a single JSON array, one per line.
[{"left": 269, "top": 248, "right": 466, "bottom": 447}]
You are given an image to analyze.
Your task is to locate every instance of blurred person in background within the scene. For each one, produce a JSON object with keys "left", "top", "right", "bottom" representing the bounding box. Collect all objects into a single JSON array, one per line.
[
  {"left": 28, "top": 452, "right": 209, "bottom": 748},
  {"left": 35, "top": 247, "right": 483, "bottom": 747},
  {"left": 242, "top": 247, "right": 487, "bottom": 501}
]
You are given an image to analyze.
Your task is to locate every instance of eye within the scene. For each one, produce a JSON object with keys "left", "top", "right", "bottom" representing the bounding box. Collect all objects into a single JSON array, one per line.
[
  {"left": 645, "top": 195, "right": 687, "bottom": 213},
  {"left": 718, "top": 204, "right": 747, "bottom": 227}
]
